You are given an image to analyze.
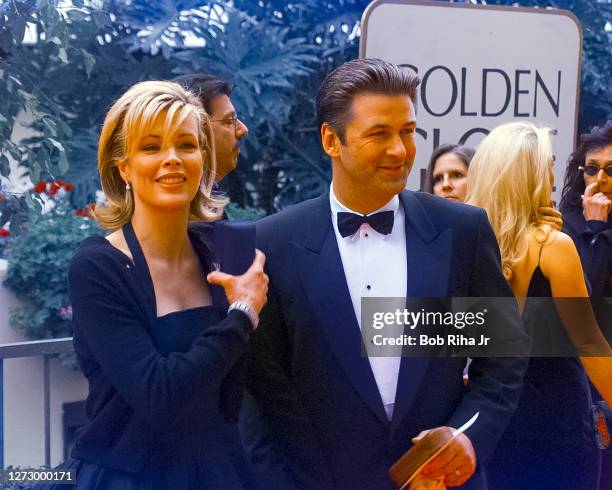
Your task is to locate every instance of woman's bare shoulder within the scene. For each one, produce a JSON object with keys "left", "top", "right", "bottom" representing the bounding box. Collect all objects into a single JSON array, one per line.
[
  {"left": 542, "top": 230, "right": 577, "bottom": 252},
  {"left": 538, "top": 229, "right": 582, "bottom": 281}
]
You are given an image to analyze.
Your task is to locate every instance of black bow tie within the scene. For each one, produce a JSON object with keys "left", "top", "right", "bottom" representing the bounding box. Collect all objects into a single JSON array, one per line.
[{"left": 337, "top": 211, "right": 395, "bottom": 238}]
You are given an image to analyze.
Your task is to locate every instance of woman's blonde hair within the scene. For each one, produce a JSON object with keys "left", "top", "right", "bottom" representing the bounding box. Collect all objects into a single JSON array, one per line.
[
  {"left": 94, "top": 80, "right": 226, "bottom": 229},
  {"left": 465, "top": 121, "right": 554, "bottom": 280}
]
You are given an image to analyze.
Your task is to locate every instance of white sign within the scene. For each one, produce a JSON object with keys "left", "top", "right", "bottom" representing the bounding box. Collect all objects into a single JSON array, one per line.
[{"left": 360, "top": 0, "right": 582, "bottom": 201}]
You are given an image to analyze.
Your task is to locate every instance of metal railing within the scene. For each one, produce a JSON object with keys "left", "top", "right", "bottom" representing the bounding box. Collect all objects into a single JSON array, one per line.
[{"left": 0, "top": 338, "right": 74, "bottom": 469}]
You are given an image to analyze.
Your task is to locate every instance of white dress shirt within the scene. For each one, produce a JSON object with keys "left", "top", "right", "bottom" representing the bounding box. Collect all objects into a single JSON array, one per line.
[{"left": 329, "top": 184, "right": 406, "bottom": 420}]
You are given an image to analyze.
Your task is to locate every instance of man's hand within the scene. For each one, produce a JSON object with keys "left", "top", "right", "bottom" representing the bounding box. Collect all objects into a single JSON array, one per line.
[
  {"left": 409, "top": 474, "right": 446, "bottom": 490},
  {"left": 583, "top": 182, "right": 612, "bottom": 222},
  {"left": 411, "top": 430, "right": 476, "bottom": 487},
  {"left": 536, "top": 206, "right": 563, "bottom": 231}
]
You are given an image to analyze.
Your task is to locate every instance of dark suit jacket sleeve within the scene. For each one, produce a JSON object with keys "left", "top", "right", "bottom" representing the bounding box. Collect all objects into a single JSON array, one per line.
[
  {"left": 245, "top": 282, "right": 334, "bottom": 489},
  {"left": 69, "top": 252, "right": 252, "bottom": 428},
  {"left": 445, "top": 209, "right": 529, "bottom": 466}
]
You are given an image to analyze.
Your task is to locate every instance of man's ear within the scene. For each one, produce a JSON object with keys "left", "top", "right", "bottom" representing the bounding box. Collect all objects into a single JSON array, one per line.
[{"left": 321, "top": 123, "right": 342, "bottom": 159}]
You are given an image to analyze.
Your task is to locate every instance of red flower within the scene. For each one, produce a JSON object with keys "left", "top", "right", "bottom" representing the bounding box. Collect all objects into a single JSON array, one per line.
[
  {"left": 75, "top": 204, "right": 95, "bottom": 218},
  {"left": 63, "top": 182, "right": 73, "bottom": 192},
  {"left": 34, "top": 181, "right": 47, "bottom": 193},
  {"left": 48, "top": 182, "right": 60, "bottom": 196},
  {"left": 0, "top": 194, "right": 5, "bottom": 202},
  {"left": 0, "top": 229, "right": 10, "bottom": 237},
  {"left": 57, "top": 179, "right": 64, "bottom": 186}
]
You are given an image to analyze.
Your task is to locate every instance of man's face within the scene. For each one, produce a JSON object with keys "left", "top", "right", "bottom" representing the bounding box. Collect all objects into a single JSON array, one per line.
[
  {"left": 208, "top": 94, "right": 248, "bottom": 181},
  {"left": 326, "top": 93, "right": 417, "bottom": 210}
]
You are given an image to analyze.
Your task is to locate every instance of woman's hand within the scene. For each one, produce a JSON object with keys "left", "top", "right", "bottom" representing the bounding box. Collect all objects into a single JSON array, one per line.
[
  {"left": 583, "top": 182, "right": 612, "bottom": 222},
  {"left": 206, "top": 249, "right": 269, "bottom": 315},
  {"left": 536, "top": 206, "right": 563, "bottom": 231},
  {"left": 409, "top": 474, "right": 446, "bottom": 490}
]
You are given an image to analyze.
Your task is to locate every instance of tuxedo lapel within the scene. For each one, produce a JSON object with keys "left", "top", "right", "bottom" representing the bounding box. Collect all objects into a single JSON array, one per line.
[
  {"left": 390, "top": 192, "right": 453, "bottom": 435},
  {"left": 291, "top": 194, "right": 389, "bottom": 426}
]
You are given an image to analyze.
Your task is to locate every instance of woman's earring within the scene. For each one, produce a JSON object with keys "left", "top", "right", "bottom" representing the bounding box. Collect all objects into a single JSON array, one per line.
[{"left": 126, "top": 182, "right": 131, "bottom": 191}]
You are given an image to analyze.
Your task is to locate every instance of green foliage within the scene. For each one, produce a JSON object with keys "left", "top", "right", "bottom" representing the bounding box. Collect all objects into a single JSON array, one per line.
[
  {"left": 225, "top": 201, "right": 266, "bottom": 220},
  {"left": 2, "top": 0, "right": 608, "bottom": 219},
  {"left": 3, "top": 202, "right": 102, "bottom": 342}
]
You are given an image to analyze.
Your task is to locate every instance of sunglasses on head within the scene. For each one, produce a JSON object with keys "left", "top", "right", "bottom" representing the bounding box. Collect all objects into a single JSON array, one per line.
[{"left": 579, "top": 165, "right": 612, "bottom": 177}]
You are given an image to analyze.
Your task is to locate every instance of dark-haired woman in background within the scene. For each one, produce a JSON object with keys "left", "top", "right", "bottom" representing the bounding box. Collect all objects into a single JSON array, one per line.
[
  {"left": 560, "top": 122, "right": 612, "bottom": 328},
  {"left": 424, "top": 144, "right": 474, "bottom": 202},
  {"left": 559, "top": 122, "right": 612, "bottom": 489}
]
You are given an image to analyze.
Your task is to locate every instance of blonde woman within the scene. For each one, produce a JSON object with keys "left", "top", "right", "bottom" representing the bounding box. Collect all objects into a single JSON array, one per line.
[
  {"left": 466, "top": 121, "right": 611, "bottom": 489},
  {"left": 41, "top": 81, "right": 268, "bottom": 489}
]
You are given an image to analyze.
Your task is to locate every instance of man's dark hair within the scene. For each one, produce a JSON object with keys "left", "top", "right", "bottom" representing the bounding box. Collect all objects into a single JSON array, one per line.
[
  {"left": 424, "top": 144, "right": 475, "bottom": 194},
  {"left": 559, "top": 122, "right": 612, "bottom": 212},
  {"left": 316, "top": 58, "right": 420, "bottom": 143},
  {"left": 173, "top": 74, "right": 232, "bottom": 115}
]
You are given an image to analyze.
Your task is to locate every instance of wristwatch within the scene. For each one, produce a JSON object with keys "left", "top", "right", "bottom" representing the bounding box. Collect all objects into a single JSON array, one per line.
[{"left": 228, "top": 301, "right": 259, "bottom": 329}]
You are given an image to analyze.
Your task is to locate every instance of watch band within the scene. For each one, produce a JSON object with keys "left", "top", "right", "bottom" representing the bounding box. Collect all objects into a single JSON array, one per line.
[{"left": 228, "top": 301, "right": 259, "bottom": 329}]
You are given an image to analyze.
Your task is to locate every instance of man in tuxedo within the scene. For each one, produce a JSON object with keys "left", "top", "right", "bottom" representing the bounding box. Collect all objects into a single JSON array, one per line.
[
  {"left": 245, "top": 58, "right": 528, "bottom": 489},
  {"left": 174, "top": 73, "right": 248, "bottom": 181}
]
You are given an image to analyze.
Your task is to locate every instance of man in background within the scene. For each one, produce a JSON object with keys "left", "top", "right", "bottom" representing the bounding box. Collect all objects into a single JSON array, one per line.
[{"left": 174, "top": 74, "right": 249, "bottom": 182}]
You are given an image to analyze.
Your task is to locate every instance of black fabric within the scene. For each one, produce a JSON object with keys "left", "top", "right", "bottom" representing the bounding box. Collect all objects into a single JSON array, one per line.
[
  {"left": 562, "top": 207, "right": 612, "bottom": 488},
  {"left": 488, "top": 264, "right": 601, "bottom": 489},
  {"left": 244, "top": 191, "right": 529, "bottom": 490},
  {"left": 561, "top": 207, "right": 612, "bottom": 297},
  {"left": 39, "top": 222, "right": 254, "bottom": 488}
]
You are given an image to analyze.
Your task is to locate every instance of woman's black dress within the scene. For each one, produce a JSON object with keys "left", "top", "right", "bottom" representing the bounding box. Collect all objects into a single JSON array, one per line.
[
  {"left": 487, "top": 261, "right": 601, "bottom": 489},
  {"left": 36, "top": 222, "right": 254, "bottom": 489}
]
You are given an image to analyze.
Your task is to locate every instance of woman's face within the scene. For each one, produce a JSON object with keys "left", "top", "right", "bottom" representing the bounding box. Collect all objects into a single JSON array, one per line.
[
  {"left": 432, "top": 152, "right": 468, "bottom": 202},
  {"left": 583, "top": 144, "right": 612, "bottom": 198},
  {"left": 121, "top": 111, "right": 204, "bottom": 214}
]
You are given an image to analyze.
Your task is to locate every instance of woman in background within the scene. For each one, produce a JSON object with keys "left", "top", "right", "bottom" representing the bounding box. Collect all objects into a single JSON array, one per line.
[
  {"left": 40, "top": 81, "right": 268, "bottom": 489},
  {"left": 560, "top": 122, "right": 612, "bottom": 324},
  {"left": 466, "top": 121, "right": 611, "bottom": 489},
  {"left": 424, "top": 143, "right": 474, "bottom": 202},
  {"left": 425, "top": 142, "right": 564, "bottom": 230},
  {"left": 559, "top": 122, "right": 612, "bottom": 488}
]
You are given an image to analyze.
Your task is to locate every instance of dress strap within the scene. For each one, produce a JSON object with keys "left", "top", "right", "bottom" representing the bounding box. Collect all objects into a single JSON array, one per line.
[
  {"left": 537, "top": 243, "right": 545, "bottom": 268},
  {"left": 123, "top": 221, "right": 157, "bottom": 316}
]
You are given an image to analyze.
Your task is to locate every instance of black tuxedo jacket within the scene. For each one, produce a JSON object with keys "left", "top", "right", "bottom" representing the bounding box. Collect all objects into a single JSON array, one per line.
[{"left": 244, "top": 191, "right": 529, "bottom": 489}]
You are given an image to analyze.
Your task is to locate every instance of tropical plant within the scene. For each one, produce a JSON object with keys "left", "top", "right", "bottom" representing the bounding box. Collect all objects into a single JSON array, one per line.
[
  {"left": 1, "top": 0, "right": 608, "bottom": 220},
  {"left": 3, "top": 200, "right": 102, "bottom": 344}
]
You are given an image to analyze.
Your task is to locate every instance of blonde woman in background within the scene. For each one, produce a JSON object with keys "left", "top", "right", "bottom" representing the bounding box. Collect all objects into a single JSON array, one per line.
[
  {"left": 39, "top": 81, "right": 267, "bottom": 489},
  {"left": 466, "top": 121, "right": 611, "bottom": 490}
]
